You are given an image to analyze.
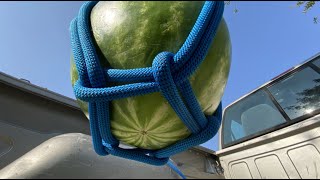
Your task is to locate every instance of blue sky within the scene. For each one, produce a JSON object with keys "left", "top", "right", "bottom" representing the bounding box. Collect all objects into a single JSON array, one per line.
[{"left": 0, "top": 1, "right": 319, "bottom": 151}]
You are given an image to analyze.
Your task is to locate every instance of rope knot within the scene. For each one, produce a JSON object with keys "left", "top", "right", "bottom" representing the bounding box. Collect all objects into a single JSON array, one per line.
[
  {"left": 152, "top": 52, "right": 202, "bottom": 133},
  {"left": 152, "top": 52, "right": 175, "bottom": 89}
]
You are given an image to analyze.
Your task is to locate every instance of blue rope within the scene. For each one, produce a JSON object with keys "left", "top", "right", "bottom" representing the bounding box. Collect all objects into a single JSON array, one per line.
[
  {"left": 70, "top": 1, "right": 224, "bottom": 166},
  {"left": 167, "top": 159, "right": 186, "bottom": 179}
]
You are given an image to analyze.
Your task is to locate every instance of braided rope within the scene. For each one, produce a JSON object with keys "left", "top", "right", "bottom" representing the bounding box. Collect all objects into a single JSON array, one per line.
[{"left": 70, "top": 1, "right": 224, "bottom": 166}]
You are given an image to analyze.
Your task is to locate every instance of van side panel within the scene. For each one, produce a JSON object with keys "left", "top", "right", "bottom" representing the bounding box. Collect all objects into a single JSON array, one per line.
[{"left": 217, "top": 114, "right": 320, "bottom": 179}]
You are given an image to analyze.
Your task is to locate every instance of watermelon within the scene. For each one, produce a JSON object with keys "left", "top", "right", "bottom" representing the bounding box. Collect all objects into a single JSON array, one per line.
[{"left": 71, "top": 1, "right": 231, "bottom": 150}]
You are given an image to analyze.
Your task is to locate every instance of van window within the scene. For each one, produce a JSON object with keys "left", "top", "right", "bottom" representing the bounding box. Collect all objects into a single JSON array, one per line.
[
  {"left": 268, "top": 67, "right": 320, "bottom": 120},
  {"left": 313, "top": 57, "right": 320, "bottom": 68},
  {"left": 222, "top": 56, "right": 320, "bottom": 149},
  {"left": 223, "top": 90, "right": 287, "bottom": 146}
]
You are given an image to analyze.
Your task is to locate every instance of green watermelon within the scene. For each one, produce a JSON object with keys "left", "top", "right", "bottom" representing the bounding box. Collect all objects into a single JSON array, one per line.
[{"left": 71, "top": 1, "right": 231, "bottom": 150}]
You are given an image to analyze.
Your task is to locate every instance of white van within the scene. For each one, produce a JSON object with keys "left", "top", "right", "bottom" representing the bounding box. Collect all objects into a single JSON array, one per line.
[{"left": 217, "top": 53, "right": 320, "bottom": 179}]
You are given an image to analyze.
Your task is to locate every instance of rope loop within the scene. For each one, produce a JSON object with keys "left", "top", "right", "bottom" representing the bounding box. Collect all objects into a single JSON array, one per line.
[{"left": 70, "top": 1, "right": 225, "bottom": 166}]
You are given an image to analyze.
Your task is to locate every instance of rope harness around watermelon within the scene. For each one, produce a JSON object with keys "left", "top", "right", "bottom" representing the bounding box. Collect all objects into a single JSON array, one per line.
[{"left": 70, "top": 1, "right": 224, "bottom": 167}]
